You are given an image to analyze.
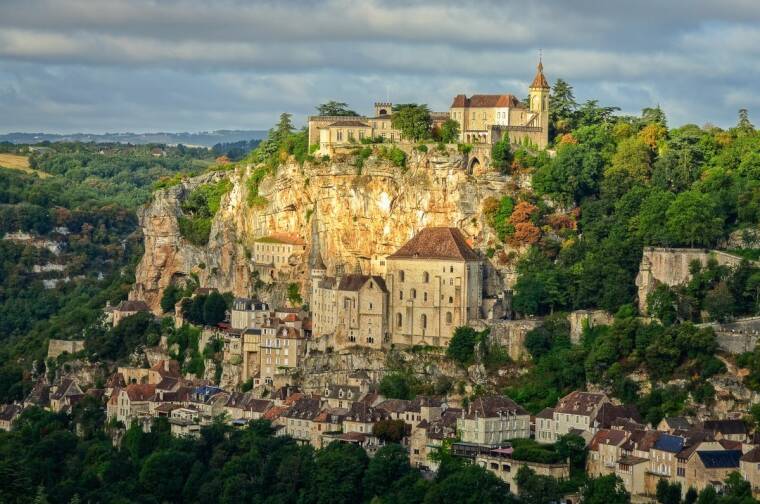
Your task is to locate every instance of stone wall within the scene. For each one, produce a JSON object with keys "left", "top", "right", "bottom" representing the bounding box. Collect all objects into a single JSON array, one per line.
[
  {"left": 635, "top": 247, "right": 749, "bottom": 314},
  {"left": 475, "top": 319, "right": 543, "bottom": 361},
  {"left": 47, "top": 339, "right": 85, "bottom": 359},
  {"left": 568, "top": 310, "right": 614, "bottom": 344}
]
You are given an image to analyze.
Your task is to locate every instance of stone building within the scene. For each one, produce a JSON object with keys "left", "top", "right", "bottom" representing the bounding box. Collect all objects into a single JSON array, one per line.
[
  {"left": 456, "top": 395, "right": 531, "bottom": 445},
  {"left": 536, "top": 391, "right": 610, "bottom": 443},
  {"left": 386, "top": 227, "right": 482, "bottom": 348},
  {"left": 230, "top": 298, "right": 270, "bottom": 330},
  {"left": 252, "top": 233, "right": 306, "bottom": 282},
  {"left": 449, "top": 60, "right": 550, "bottom": 148}
]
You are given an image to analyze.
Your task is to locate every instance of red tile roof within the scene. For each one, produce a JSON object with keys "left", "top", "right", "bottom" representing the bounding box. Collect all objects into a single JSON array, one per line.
[
  {"left": 451, "top": 94, "right": 521, "bottom": 108},
  {"left": 388, "top": 227, "right": 479, "bottom": 261},
  {"left": 530, "top": 61, "right": 550, "bottom": 89},
  {"left": 125, "top": 383, "right": 156, "bottom": 401}
]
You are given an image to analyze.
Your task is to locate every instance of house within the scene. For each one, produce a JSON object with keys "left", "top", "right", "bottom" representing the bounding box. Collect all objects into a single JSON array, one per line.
[
  {"left": 587, "top": 429, "right": 628, "bottom": 477},
  {"left": 0, "top": 403, "right": 22, "bottom": 431},
  {"left": 280, "top": 397, "right": 323, "bottom": 446},
  {"left": 259, "top": 321, "right": 307, "bottom": 384},
  {"left": 740, "top": 446, "right": 760, "bottom": 498},
  {"left": 386, "top": 227, "right": 482, "bottom": 348},
  {"left": 322, "top": 384, "right": 362, "bottom": 409},
  {"left": 342, "top": 402, "right": 389, "bottom": 438},
  {"left": 109, "top": 383, "right": 156, "bottom": 426},
  {"left": 169, "top": 407, "right": 204, "bottom": 438},
  {"left": 703, "top": 419, "right": 748, "bottom": 442},
  {"left": 685, "top": 450, "right": 742, "bottom": 494},
  {"left": 658, "top": 417, "right": 692, "bottom": 434},
  {"left": 457, "top": 395, "right": 530, "bottom": 445},
  {"left": 230, "top": 298, "right": 270, "bottom": 331},
  {"left": 25, "top": 381, "right": 50, "bottom": 409},
  {"left": 410, "top": 407, "right": 461, "bottom": 470},
  {"left": 49, "top": 379, "right": 84, "bottom": 413},
  {"left": 534, "top": 408, "right": 556, "bottom": 443},
  {"left": 548, "top": 391, "right": 609, "bottom": 442},
  {"left": 110, "top": 299, "right": 151, "bottom": 327},
  {"left": 252, "top": 233, "right": 306, "bottom": 282}
]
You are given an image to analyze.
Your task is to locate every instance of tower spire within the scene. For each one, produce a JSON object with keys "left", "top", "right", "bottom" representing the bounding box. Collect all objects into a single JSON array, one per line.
[{"left": 530, "top": 52, "right": 549, "bottom": 90}]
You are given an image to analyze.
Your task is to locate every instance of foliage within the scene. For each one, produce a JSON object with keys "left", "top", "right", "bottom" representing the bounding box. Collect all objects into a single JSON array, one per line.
[
  {"left": 438, "top": 118, "right": 460, "bottom": 144},
  {"left": 391, "top": 104, "right": 432, "bottom": 142},
  {"left": 372, "top": 419, "right": 406, "bottom": 443},
  {"left": 316, "top": 101, "right": 358, "bottom": 117},
  {"left": 446, "top": 326, "right": 480, "bottom": 366},
  {"left": 287, "top": 283, "right": 303, "bottom": 306},
  {"left": 579, "top": 474, "right": 631, "bottom": 504},
  {"left": 491, "top": 135, "right": 514, "bottom": 174},
  {"left": 378, "top": 145, "right": 407, "bottom": 169},
  {"left": 483, "top": 196, "right": 515, "bottom": 242},
  {"left": 178, "top": 178, "right": 232, "bottom": 246}
]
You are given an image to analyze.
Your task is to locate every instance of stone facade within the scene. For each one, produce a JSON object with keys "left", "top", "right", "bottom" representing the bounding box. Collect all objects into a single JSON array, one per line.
[{"left": 47, "top": 339, "right": 85, "bottom": 359}]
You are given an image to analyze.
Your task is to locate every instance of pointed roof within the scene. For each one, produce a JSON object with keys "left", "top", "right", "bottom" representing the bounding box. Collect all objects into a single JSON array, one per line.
[
  {"left": 387, "top": 227, "right": 479, "bottom": 261},
  {"left": 530, "top": 60, "right": 549, "bottom": 89}
]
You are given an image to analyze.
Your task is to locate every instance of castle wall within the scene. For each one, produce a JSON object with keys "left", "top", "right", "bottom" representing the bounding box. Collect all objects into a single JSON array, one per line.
[{"left": 47, "top": 339, "right": 85, "bottom": 359}]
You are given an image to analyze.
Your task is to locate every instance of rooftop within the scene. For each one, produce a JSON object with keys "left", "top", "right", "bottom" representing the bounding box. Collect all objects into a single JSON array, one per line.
[{"left": 388, "top": 227, "right": 479, "bottom": 261}]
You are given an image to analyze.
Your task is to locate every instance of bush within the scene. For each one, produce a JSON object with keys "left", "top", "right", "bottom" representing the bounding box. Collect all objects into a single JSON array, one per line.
[
  {"left": 379, "top": 146, "right": 407, "bottom": 169},
  {"left": 446, "top": 326, "right": 480, "bottom": 366}
]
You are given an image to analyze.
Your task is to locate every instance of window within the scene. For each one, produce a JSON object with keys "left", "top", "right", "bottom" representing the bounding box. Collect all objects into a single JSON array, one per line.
[
  {"left": 423, "top": 271, "right": 429, "bottom": 283},
  {"left": 423, "top": 292, "right": 428, "bottom": 302},
  {"left": 421, "top": 314, "right": 427, "bottom": 329},
  {"left": 399, "top": 291, "right": 404, "bottom": 300},
  {"left": 399, "top": 270, "right": 405, "bottom": 282},
  {"left": 396, "top": 313, "right": 402, "bottom": 327},
  {"left": 450, "top": 266, "right": 454, "bottom": 273},
  {"left": 446, "top": 312, "right": 452, "bottom": 324},
  {"left": 411, "top": 288, "right": 417, "bottom": 299},
  {"left": 337, "top": 130, "right": 343, "bottom": 141}
]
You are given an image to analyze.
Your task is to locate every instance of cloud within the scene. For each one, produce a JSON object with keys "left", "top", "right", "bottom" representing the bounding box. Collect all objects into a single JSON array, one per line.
[{"left": 0, "top": 0, "right": 758, "bottom": 132}]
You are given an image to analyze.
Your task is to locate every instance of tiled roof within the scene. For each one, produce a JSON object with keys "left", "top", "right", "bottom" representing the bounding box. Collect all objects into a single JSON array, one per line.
[
  {"left": 328, "top": 120, "right": 371, "bottom": 127},
  {"left": 283, "top": 397, "right": 322, "bottom": 421},
  {"left": 464, "top": 395, "right": 528, "bottom": 419},
  {"left": 741, "top": 446, "right": 760, "bottom": 463},
  {"left": 661, "top": 416, "right": 692, "bottom": 431},
  {"left": 376, "top": 399, "right": 413, "bottom": 414},
  {"left": 530, "top": 61, "right": 550, "bottom": 89},
  {"left": 0, "top": 403, "right": 22, "bottom": 422},
  {"left": 388, "top": 227, "right": 479, "bottom": 261},
  {"left": 535, "top": 407, "right": 555, "bottom": 420},
  {"left": 697, "top": 450, "right": 741, "bottom": 469},
  {"left": 589, "top": 429, "right": 627, "bottom": 451},
  {"left": 703, "top": 419, "right": 747, "bottom": 436},
  {"left": 256, "top": 233, "right": 305, "bottom": 246},
  {"left": 595, "top": 403, "right": 641, "bottom": 428},
  {"left": 125, "top": 383, "right": 156, "bottom": 401},
  {"left": 337, "top": 274, "right": 389, "bottom": 293},
  {"left": 451, "top": 94, "right": 521, "bottom": 108},
  {"left": 262, "top": 405, "right": 288, "bottom": 421},
  {"left": 554, "top": 391, "right": 607, "bottom": 416},
  {"left": 115, "top": 300, "right": 150, "bottom": 312}
]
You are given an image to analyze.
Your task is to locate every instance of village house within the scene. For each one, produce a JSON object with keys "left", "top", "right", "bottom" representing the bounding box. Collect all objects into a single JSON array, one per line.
[
  {"left": 536, "top": 391, "right": 609, "bottom": 443},
  {"left": 49, "top": 378, "right": 84, "bottom": 413},
  {"left": 252, "top": 233, "right": 306, "bottom": 282},
  {"left": 410, "top": 407, "right": 461, "bottom": 470},
  {"left": 685, "top": 450, "right": 743, "bottom": 494},
  {"left": 322, "top": 383, "right": 362, "bottom": 409},
  {"left": 740, "top": 447, "right": 760, "bottom": 498},
  {"left": 702, "top": 419, "right": 748, "bottom": 442},
  {"left": 108, "top": 299, "right": 151, "bottom": 327},
  {"left": 279, "top": 396, "right": 324, "bottom": 446},
  {"left": 108, "top": 383, "right": 156, "bottom": 426},
  {"left": 457, "top": 395, "right": 530, "bottom": 445},
  {"left": 342, "top": 401, "right": 389, "bottom": 438},
  {"left": 0, "top": 403, "right": 22, "bottom": 431},
  {"left": 230, "top": 298, "right": 270, "bottom": 331}
]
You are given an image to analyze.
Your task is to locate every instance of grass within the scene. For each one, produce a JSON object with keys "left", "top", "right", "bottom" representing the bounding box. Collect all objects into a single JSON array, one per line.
[{"left": 0, "top": 154, "right": 51, "bottom": 178}]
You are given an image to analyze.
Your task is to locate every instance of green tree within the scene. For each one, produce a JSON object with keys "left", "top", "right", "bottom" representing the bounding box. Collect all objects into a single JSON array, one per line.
[
  {"left": 446, "top": 326, "right": 479, "bottom": 366},
  {"left": 316, "top": 101, "right": 358, "bottom": 117},
  {"left": 203, "top": 291, "right": 227, "bottom": 326},
  {"left": 533, "top": 142, "right": 605, "bottom": 206},
  {"left": 372, "top": 419, "right": 406, "bottom": 443},
  {"left": 391, "top": 104, "right": 432, "bottom": 142},
  {"left": 515, "top": 465, "right": 562, "bottom": 504},
  {"left": 549, "top": 78, "right": 578, "bottom": 137},
  {"left": 634, "top": 189, "right": 675, "bottom": 246},
  {"left": 287, "top": 283, "right": 303, "bottom": 306},
  {"left": 160, "top": 284, "right": 182, "bottom": 313},
  {"left": 704, "top": 281, "right": 735, "bottom": 322},
  {"left": 666, "top": 191, "right": 724, "bottom": 247},
  {"left": 363, "top": 444, "right": 411, "bottom": 500},
  {"left": 647, "top": 284, "right": 679, "bottom": 325},
  {"left": 656, "top": 478, "right": 682, "bottom": 504},
  {"left": 424, "top": 464, "right": 517, "bottom": 504},
  {"left": 312, "top": 442, "right": 368, "bottom": 504},
  {"left": 737, "top": 108, "right": 755, "bottom": 134},
  {"left": 491, "top": 135, "right": 514, "bottom": 174},
  {"left": 438, "top": 118, "right": 460, "bottom": 143},
  {"left": 378, "top": 372, "right": 413, "bottom": 400},
  {"left": 580, "top": 474, "right": 631, "bottom": 504}
]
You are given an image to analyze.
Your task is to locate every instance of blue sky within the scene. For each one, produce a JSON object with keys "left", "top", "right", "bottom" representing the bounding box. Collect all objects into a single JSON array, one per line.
[{"left": 1, "top": 0, "right": 759, "bottom": 133}]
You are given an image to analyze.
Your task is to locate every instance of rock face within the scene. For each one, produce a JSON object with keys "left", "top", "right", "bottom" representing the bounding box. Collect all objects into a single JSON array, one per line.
[
  {"left": 131, "top": 148, "right": 530, "bottom": 312},
  {"left": 635, "top": 247, "right": 749, "bottom": 314}
]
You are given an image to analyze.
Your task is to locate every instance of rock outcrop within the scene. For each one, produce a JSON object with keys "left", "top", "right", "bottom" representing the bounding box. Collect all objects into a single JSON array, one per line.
[{"left": 131, "top": 148, "right": 530, "bottom": 312}]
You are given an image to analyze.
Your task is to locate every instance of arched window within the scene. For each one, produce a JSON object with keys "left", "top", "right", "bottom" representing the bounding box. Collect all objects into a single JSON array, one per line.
[
  {"left": 396, "top": 313, "right": 402, "bottom": 328},
  {"left": 423, "top": 272, "right": 429, "bottom": 283},
  {"left": 399, "top": 291, "right": 404, "bottom": 300},
  {"left": 421, "top": 314, "right": 427, "bottom": 329},
  {"left": 446, "top": 312, "right": 453, "bottom": 324},
  {"left": 448, "top": 296, "right": 453, "bottom": 303},
  {"left": 399, "top": 270, "right": 405, "bottom": 282},
  {"left": 411, "top": 288, "right": 417, "bottom": 299},
  {"left": 423, "top": 292, "right": 428, "bottom": 302}
]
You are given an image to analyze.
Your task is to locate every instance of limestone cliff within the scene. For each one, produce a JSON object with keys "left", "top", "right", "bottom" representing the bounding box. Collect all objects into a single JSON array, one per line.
[{"left": 130, "top": 147, "right": 530, "bottom": 312}]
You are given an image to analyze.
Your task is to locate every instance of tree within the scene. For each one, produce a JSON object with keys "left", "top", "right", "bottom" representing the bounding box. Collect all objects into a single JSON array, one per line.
[
  {"left": 684, "top": 486, "right": 698, "bottom": 504},
  {"left": 203, "top": 291, "right": 227, "bottom": 326},
  {"left": 580, "top": 474, "right": 631, "bottom": 504},
  {"left": 656, "top": 478, "right": 682, "bottom": 504},
  {"left": 446, "top": 326, "right": 479, "bottom": 366},
  {"left": 363, "top": 444, "right": 411, "bottom": 500},
  {"left": 316, "top": 101, "right": 358, "bottom": 117},
  {"left": 438, "top": 118, "right": 460, "bottom": 143},
  {"left": 737, "top": 108, "right": 754, "bottom": 134},
  {"left": 423, "top": 464, "right": 517, "bottom": 504},
  {"left": 491, "top": 135, "right": 513, "bottom": 174},
  {"left": 287, "top": 283, "right": 302, "bottom": 306},
  {"left": 533, "top": 142, "right": 605, "bottom": 206},
  {"left": 549, "top": 78, "right": 578, "bottom": 137},
  {"left": 160, "top": 284, "right": 182, "bottom": 313},
  {"left": 634, "top": 189, "right": 675, "bottom": 246},
  {"left": 378, "top": 372, "right": 413, "bottom": 400},
  {"left": 312, "top": 442, "right": 368, "bottom": 504},
  {"left": 515, "top": 466, "right": 562, "bottom": 504},
  {"left": 647, "top": 284, "right": 678, "bottom": 325},
  {"left": 642, "top": 106, "right": 668, "bottom": 128},
  {"left": 704, "top": 281, "right": 735, "bottom": 322},
  {"left": 139, "top": 450, "right": 193, "bottom": 503},
  {"left": 666, "top": 191, "right": 724, "bottom": 247},
  {"left": 391, "top": 104, "right": 432, "bottom": 142},
  {"left": 372, "top": 419, "right": 406, "bottom": 443}
]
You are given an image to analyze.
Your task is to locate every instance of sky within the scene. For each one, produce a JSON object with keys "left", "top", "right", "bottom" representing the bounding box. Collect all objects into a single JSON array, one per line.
[{"left": 1, "top": 0, "right": 759, "bottom": 133}]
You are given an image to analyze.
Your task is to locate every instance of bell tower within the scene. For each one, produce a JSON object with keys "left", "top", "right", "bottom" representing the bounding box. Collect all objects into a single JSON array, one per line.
[{"left": 528, "top": 55, "right": 550, "bottom": 147}]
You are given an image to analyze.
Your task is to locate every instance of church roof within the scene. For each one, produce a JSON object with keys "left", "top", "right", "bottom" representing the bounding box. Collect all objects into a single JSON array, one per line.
[
  {"left": 388, "top": 227, "right": 479, "bottom": 261},
  {"left": 337, "top": 274, "right": 388, "bottom": 293},
  {"left": 450, "top": 94, "right": 520, "bottom": 108},
  {"left": 530, "top": 61, "right": 550, "bottom": 89}
]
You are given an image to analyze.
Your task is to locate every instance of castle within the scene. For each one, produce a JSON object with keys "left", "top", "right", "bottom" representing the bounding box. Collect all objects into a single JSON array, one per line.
[{"left": 307, "top": 61, "right": 550, "bottom": 156}]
